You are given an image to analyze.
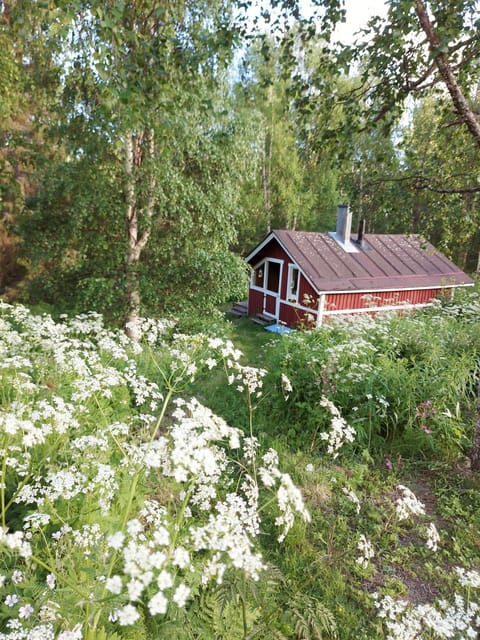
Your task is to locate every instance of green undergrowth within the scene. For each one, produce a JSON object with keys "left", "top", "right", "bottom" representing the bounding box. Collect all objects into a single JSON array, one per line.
[
  {"left": 188, "top": 289, "right": 480, "bottom": 639},
  {"left": 1, "top": 287, "right": 480, "bottom": 639}
]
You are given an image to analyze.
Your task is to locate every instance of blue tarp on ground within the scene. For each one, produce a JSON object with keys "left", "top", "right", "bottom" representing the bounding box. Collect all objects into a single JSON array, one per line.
[{"left": 264, "top": 323, "right": 294, "bottom": 335}]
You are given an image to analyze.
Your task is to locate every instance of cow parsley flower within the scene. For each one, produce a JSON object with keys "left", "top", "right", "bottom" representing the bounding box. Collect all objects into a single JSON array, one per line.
[
  {"left": 173, "top": 583, "right": 191, "bottom": 608},
  {"left": 281, "top": 373, "right": 293, "bottom": 400},
  {"left": 107, "top": 531, "right": 125, "bottom": 550},
  {"left": 374, "top": 589, "right": 480, "bottom": 640},
  {"left": 456, "top": 567, "right": 480, "bottom": 588},
  {"left": 356, "top": 534, "right": 374, "bottom": 569},
  {"left": 426, "top": 522, "right": 440, "bottom": 552},
  {"left": 156, "top": 570, "right": 173, "bottom": 590},
  {"left": 148, "top": 591, "right": 168, "bottom": 615},
  {"left": 117, "top": 604, "right": 140, "bottom": 626},
  {"left": 275, "top": 473, "right": 311, "bottom": 542},
  {"left": 105, "top": 576, "right": 123, "bottom": 595},
  {"left": 319, "top": 396, "right": 356, "bottom": 458},
  {"left": 343, "top": 487, "right": 361, "bottom": 514},
  {"left": 395, "top": 485, "right": 425, "bottom": 520}
]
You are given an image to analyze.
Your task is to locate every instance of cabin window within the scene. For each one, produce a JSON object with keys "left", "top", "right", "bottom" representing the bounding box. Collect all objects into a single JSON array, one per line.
[
  {"left": 287, "top": 265, "right": 300, "bottom": 302},
  {"left": 253, "top": 264, "right": 264, "bottom": 287},
  {"left": 266, "top": 261, "right": 280, "bottom": 293}
]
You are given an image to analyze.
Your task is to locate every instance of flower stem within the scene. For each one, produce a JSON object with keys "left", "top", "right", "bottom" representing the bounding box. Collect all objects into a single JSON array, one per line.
[
  {"left": 90, "top": 386, "right": 174, "bottom": 633},
  {"left": 30, "top": 554, "right": 89, "bottom": 600}
]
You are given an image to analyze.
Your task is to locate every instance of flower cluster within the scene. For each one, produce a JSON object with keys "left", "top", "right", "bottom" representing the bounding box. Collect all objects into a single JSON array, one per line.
[
  {"left": 415, "top": 400, "right": 437, "bottom": 435},
  {"left": 0, "top": 303, "right": 309, "bottom": 636},
  {"left": 425, "top": 522, "right": 440, "bottom": 552},
  {"left": 227, "top": 363, "right": 267, "bottom": 399},
  {"left": 281, "top": 373, "right": 293, "bottom": 400},
  {"left": 356, "top": 534, "right": 375, "bottom": 569},
  {"left": 342, "top": 487, "right": 361, "bottom": 514},
  {"left": 374, "top": 569, "right": 480, "bottom": 640},
  {"left": 455, "top": 567, "right": 480, "bottom": 589},
  {"left": 319, "top": 396, "right": 356, "bottom": 458},
  {"left": 395, "top": 485, "right": 426, "bottom": 521}
]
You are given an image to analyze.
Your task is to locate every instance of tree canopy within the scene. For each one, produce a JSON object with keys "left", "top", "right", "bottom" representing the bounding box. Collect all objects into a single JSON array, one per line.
[{"left": 1, "top": 0, "right": 479, "bottom": 324}]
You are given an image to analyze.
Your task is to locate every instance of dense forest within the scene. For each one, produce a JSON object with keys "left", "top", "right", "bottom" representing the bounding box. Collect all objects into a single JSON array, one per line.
[
  {"left": 1, "top": 0, "right": 479, "bottom": 329},
  {"left": 1, "top": 1, "right": 480, "bottom": 639}
]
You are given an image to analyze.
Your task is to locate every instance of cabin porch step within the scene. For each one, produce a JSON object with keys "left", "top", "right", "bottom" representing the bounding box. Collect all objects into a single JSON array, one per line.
[
  {"left": 228, "top": 301, "right": 248, "bottom": 317},
  {"left": 252, "top": 313, "right": 275, "bottom": 326}
]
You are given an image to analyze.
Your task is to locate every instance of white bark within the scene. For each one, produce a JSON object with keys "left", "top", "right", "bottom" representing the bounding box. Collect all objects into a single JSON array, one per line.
[
  {"left": 415, "top": 0, "right": 480, "bottom": 148},
  {"left": 125, "top": 128, "right": 156, "bottom": 342}
]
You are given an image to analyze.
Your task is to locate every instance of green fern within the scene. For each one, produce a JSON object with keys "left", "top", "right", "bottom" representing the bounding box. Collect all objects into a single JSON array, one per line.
[{"left": 285, "top": 593, "right": 338, "bottom": 640}]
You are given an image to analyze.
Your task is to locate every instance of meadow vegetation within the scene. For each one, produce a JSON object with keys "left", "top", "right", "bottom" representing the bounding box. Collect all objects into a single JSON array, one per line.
[{"left": 0, "top": 287, "right": 480, "bottom": 639}]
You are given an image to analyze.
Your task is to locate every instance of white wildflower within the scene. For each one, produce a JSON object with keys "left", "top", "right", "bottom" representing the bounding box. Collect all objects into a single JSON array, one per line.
[
  {"left": 356, "top": 534, "right": 374, "bottom": 569},
  {"left": 395, "top": 485, "right": 425, "bottom": 520},
  {"left": 18, "top": 603, "right": 34, "bottom": 619},
  {"left": 46, "top": 573, "right": 56, "bottom": 590},
  {"left": 157, "top": 570, "right": 173, "bottom": 590},
  {"left": 107, "top": 531, "right": 125, "bottom": 550},
  {"left": 173, "top": 583, "right": 191, "bottom": 608},
  {"left": 205, "top": 358, "right": 217, "bottom": 369},
  {"left": 11, "top": 570, "right": 24, "bottom": 584},
  {"left": 343, "top": 487, "right": 361, "bottom": 514},
  {"left": 319, "top": 396, "right": 355, "bottom": 458},
  {"left": 105, "top": 575, "right": 123, "bottom": 595},
  {"left": 5, "top": 594, "right": 19, "bottom": 607},
  {"left": 276, "top": 473, "right": 311, "bottom": 542},
  {"left": 426, "top": 522, "right": 440, "bottom": 552},
  {"left": 281, "top": 373, "right": 293, "bottom": 399},
  {"left": 57, "top": 624, "right": 83, "bottom": 640},
  {"left": 456, "top": 567, "right": 480, "bottom": 588},
  {"left": 127, "top": 578, "right": 145, "bottom": 601},
  {"left": 117, "top": 604, "right": 140, "bottom": 626},
  {"left": 148, "top": 591, "right": 168, "bottom": 615},
  {"left": 173, "top": 547, "right": 190, "bottom": 569}
]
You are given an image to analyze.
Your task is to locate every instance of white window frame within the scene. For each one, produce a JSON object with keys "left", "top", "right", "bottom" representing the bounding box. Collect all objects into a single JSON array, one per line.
[
  {"left": 251, "top": 260, "right": 267, "bottom": 290},
  {"left": 286, "top": 264, "right": 300, "bottom": 303}
]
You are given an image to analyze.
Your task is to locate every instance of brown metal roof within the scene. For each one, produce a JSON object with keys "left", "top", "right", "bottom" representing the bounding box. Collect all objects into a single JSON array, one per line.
[{"left": 250, "top": 230, "right": 474, "bottom": 293}]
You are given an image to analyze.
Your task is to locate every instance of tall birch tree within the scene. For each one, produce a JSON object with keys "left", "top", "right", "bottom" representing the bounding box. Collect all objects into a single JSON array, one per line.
[{"left": 16, "top": 0, "right": 247, "bottom": 333}]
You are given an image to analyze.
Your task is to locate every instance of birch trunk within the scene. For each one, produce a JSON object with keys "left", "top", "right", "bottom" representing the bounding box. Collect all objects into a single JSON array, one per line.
[
  {"left": 415, "top": 0, "right": 480, "bottom": 149},
  {"left": 125, "top": 128, "right": 156, "bottom": 342},
  {"left": 262, "top": 129, "right": 272, "bottom": 233},
  {"left": 413, "top": 1, "right": 480, "bottom": 471}
]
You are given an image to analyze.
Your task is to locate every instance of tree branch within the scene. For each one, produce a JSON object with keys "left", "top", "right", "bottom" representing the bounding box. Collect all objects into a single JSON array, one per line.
[
  {"left": 363, "top": 173, "right": 480, "bottom": 194},
  {"left": 414, "top": 0, "right": 480, "bottom": 148}
]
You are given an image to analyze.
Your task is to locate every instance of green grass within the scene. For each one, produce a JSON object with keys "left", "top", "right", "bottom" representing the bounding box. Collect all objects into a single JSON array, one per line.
[
  {"left": 189, "top": 303, "right": 480, "bottom": 639},
  {"left": 3, "top": 296, "right": 480, "bottom": 639},
  {"left": 225, "top": 314, "right": 281, "bottom": 366}
]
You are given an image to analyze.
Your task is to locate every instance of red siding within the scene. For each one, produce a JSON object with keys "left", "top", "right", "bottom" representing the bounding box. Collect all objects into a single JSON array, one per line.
[
  {"left": 249, "top": 240, "right": 321, "bottom": 325},
  {"left": 248, "top": 235, "right": 454, "bottom": 327},
  {"left": 279, "top": 302, "right": 317, "bottom": 327},
  {"left": 325, "top": 288, "right": 445, "bottom": 313},
  {"left": 248, "top": 289, "right": 264, "bottom": 316}
]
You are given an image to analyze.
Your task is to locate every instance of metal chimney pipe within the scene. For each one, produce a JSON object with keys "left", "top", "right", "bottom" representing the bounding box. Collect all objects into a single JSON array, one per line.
[
  {"left": 336, "top": 204, "right": 352, "bottom": 244},
  {"left": 357, "top": 218, "right": 366, "bottom": 246}
]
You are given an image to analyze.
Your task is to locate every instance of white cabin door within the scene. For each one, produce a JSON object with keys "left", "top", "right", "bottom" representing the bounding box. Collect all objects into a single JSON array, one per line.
[{"left": 263, "top": 260, "right": 281, "bottom": 319}]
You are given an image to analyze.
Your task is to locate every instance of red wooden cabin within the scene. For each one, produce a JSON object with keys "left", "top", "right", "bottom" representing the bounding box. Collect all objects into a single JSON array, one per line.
[{"left": 246, "top": 205, "right": 474, "bottom": 328}]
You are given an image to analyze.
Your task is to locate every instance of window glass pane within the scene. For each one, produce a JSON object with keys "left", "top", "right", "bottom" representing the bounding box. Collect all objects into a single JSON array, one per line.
[
  {"left": 266, "top": 262, "right": 280, "bottom": 293},
  {"left": 288, "top": 266, "right": 299, "bottom": 299}
]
